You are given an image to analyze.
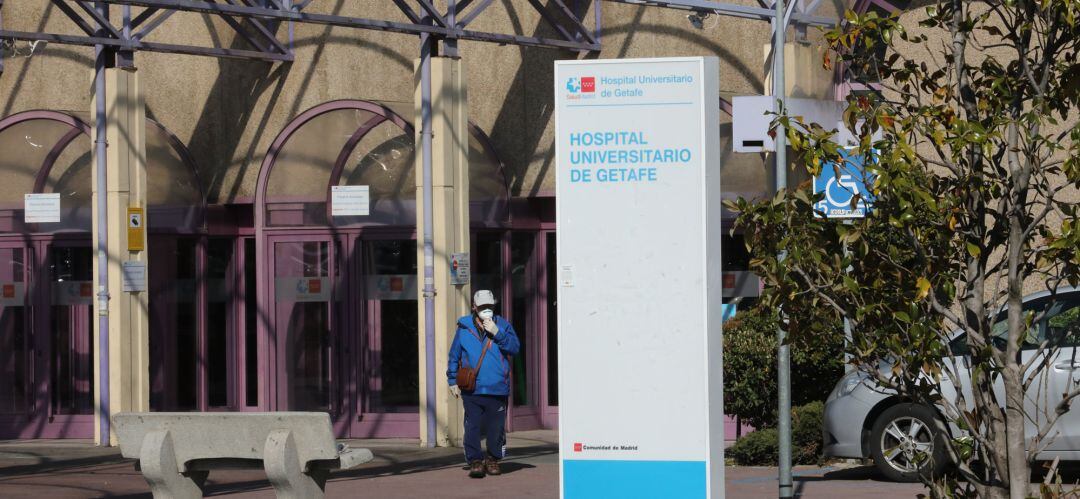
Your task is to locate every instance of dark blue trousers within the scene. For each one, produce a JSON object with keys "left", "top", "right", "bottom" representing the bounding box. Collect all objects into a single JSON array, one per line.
[{"left": 462, "top": 394, "right": 508, "bottom": 462}]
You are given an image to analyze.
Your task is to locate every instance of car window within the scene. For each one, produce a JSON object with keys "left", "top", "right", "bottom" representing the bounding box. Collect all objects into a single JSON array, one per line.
[
  {"left": 1044, "top": 299, "right": 1080, "bottom": 347},
  {"left": 949, "top": 307, "right": 1043, "bottom": 356},
  {"left": 989, "top": 314, "right": 1040, "bottom": 351}
]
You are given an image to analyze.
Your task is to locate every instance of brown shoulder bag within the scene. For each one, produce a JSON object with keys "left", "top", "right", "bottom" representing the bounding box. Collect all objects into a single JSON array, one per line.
[{"left": 456, "top": 320, "right": 492, "bottom": 392}]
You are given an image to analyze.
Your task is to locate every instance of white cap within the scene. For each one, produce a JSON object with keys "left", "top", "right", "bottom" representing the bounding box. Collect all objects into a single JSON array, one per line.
[{"left": 473, "top": 289, "right": 496, "bottom": 307}]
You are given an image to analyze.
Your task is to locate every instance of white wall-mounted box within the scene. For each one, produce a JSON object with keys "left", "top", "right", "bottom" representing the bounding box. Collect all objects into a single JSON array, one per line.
[{"left": 732, "top": 96, "right": 860, "bottom": 153}]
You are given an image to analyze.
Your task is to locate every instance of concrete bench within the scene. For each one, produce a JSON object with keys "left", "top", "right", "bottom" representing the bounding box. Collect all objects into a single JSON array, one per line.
[{"left": 112, "top": 412, "right": 373, "bottom": 499}]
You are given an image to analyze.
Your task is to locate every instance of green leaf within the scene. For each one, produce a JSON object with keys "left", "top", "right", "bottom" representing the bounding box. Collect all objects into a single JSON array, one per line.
[
  {"left": 966, "top": 242, "right": 981, "bottom": 258},
  {"left": 844, "top": 275, "right": 859, "bottom": 292},
  {"left": 916, "top": 277, "right": 931, "bottom": 301}
]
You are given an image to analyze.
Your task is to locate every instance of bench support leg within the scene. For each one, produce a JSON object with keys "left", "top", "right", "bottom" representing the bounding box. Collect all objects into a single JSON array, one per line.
[
  {"left": 139, "top": 430, "right": 206, "bottom": 499},
  {"left": 264, "top": 429, "right": 327, "bottom": 499}
]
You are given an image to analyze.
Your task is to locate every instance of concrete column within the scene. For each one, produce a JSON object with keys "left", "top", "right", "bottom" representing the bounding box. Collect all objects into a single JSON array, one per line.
[
  {"left": 763, "top": 41, "right": 834, "bottom": 192},
  {"left": 764, "top": 41, "right": 834, "bottom": 99},
  {"left": 92, "top": 67, "right": 150, "bottom": 445},
  {"left": 415, "top": 56, "right": 471, "bottom": 447}
]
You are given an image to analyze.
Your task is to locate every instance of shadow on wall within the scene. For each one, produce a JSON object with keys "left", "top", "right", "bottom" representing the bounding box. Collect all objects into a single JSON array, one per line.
[
  {"left": 487, "top": 1, "right": 764, "bottom": 197},
  {"left": 188, "top": 0, "right": 419, "bottom": 204},
  {"left": 2, "top": 3, "right": 95, "bottom": 117},
  {"left": 183, "top": 10, "right": 291, "bottom": 205}
]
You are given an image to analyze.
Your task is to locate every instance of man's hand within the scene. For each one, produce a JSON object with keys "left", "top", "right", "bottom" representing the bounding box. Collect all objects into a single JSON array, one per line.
[
  {"left": 482, "top": 318, "right": 498, "bottom": 336},
  {"left": 449, "top": 385, "right": 461, "bottom": 398}
]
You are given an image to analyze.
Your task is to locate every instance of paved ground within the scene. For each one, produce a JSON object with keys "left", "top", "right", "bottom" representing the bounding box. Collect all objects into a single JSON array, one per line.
[{"left": 0, "top": 431, "right": 926, "bottom": 498}]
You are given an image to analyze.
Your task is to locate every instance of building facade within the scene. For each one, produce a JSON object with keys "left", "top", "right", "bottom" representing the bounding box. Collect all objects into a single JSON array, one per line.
[{"left": 0, "top": 0, "right": 865, "bottom": 440}]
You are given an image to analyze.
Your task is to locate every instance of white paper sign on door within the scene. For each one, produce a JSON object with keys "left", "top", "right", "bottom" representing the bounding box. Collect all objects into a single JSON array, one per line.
[
  {"left": 331, "top": 185, "right": 370, "bottom": 217},
  {"left": 24, "top": 193, "right": 61, "bottom": 223}
]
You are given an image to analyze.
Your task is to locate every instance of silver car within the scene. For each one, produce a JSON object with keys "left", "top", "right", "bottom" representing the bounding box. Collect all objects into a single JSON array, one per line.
[{"left": 823, "top": 288, "right": 1080, "bottom": 482}]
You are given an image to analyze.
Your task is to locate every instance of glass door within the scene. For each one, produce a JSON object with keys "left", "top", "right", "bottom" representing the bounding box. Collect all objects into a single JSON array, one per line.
[
  {"left": 509, "top": 233, "right": 542, "bottom": 431},
  {"left": 147, "top": 236, "right": 245, "bottom": 413},
  {"left": 148, "top": 237, "right": 201, "bottom": 411},
  {"left": 268, "top": 235, "right": 351, "bottom": 434},
  {"left": 41, "top": 241, "right": 94, "bottom": 437},
  {"left": 355, "top": 237, "right": 419, "bottom": 438},
  {"left": 0, "top": 243, "right": 33, "bottom": 438},
  {"left": 542, "top": 231, "right": 559, "bottom": 428}
]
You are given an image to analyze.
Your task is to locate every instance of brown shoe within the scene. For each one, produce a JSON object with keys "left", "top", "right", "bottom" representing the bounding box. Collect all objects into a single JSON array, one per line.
[
  {"left": 468, "top": 460, "right": 486, "bottom": 478},
  {"left": 484, "top": 457, "right": 502, "bottom": 476}
]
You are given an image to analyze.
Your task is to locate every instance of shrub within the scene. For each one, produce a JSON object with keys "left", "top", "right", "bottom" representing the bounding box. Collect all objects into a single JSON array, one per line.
[
  {"left": 723, "top": 306, "right": 843, "bottom": 429},
  {"left": 727, "top": 428, "right": 779, "bottom": 466},
  {"left": 791, "top": 401, "right": 824, "bottom": 465},
  {"left": 728, "top": 401, "right": 825, "bottom": 466}
]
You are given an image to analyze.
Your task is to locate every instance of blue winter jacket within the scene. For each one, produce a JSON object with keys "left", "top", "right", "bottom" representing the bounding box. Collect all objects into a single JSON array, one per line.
[{"left": 447, "top": 314, "right": 520, "bottom": 396}]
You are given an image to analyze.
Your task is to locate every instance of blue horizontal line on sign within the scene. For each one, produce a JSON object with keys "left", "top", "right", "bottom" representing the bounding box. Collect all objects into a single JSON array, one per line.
[
  {"left": 566, "top": 102, "right": 695, "bottom": 107},
  {"left": 563, "top": 459, "right": 706, "bottom": 498}
]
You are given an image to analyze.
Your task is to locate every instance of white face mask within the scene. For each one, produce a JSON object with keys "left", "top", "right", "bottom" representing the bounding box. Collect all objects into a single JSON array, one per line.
[{"left": 478, "top": 309, "right": 494, "bottom": 320}]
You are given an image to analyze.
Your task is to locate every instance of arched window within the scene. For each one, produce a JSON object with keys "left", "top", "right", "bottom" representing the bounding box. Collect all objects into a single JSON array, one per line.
[
  {"left": 0, "top": 110, "right": 205, "bottom": 234},
  {"left": 256, "top": 100, "right": 509, "bottom": 229}
]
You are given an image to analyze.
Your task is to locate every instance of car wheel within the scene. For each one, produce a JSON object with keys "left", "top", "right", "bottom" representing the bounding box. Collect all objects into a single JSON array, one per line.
[{"left": 869, "top": 403, "right": 948, "bottom": 482}]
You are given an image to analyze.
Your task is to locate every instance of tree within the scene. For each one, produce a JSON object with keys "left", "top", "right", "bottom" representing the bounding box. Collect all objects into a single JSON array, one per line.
[{"left": 727, "top": 1, "right": 1080, "bottom": 497}]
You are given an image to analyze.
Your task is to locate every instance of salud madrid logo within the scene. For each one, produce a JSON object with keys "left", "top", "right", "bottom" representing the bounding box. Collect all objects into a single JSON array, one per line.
[{"left": 565, "top": 76, "right": 596, "bottom": 98}]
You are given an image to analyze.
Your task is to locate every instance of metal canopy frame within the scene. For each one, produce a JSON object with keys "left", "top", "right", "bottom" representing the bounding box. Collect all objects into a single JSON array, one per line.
[
  {"left": 0, "top": 0, "right": 879, "bottom": 71},
  {"left": 0, "top": 0, "right": 601, "bottom": 68},
  {"left": 602, "top": 0, "right": 834, "bottom": 27}
]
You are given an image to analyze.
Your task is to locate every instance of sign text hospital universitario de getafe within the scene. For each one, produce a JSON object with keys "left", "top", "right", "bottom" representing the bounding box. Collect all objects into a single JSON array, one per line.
[{"left": 555, "top": 57, "right": 725, "bottom": 499}]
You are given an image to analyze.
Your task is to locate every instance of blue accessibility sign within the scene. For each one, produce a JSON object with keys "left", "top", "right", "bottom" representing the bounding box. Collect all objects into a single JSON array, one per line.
[{"left": 813, "top": 148, "right": 876, "bottom": 219}]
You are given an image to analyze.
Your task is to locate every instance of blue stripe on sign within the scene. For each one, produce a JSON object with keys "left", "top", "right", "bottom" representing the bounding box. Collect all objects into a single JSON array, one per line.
[{"left": 563, "top": 460, "right": 707, "bottom": 499}]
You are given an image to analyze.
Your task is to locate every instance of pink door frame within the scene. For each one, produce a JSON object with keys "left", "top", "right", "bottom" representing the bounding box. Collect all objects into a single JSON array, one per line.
[
  {"left": 0, "top": 239, "right": 38, "bottom": 438},
  {"left": 0, "top": 109, "right": 209, "bottom": 438},
  {"left": 37, "top": 238, "right": 96, "bottom": 438},
  {"left": 354, "top": 230, "right": 421, "bottom": 438},
  {"left": 0, "top": 235, "right": 95, "bottom": 439},
  {"left": 261, "top": 229, "right": 423, "bottom": 438}
]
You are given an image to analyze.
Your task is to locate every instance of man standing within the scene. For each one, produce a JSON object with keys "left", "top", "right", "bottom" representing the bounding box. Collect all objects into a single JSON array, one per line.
[{"left": 447, "top": 289, "right": 521, "bottom": 478}]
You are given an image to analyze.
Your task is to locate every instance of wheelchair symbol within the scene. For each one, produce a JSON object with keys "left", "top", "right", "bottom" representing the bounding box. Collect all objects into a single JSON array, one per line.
[{"left": 825, "top": 174, "right": 860, "bottom": 207}]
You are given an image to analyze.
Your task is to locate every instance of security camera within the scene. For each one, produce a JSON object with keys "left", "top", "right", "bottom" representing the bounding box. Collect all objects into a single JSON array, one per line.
[{"left": 687, "top": 12, "right": 710, "bottom": 29}]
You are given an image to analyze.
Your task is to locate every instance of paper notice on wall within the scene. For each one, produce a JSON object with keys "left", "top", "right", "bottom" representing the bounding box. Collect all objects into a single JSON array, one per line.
[
  {"left": 331, "top": 185, "right": 370, "bottom": 217},
  {"left": 121, "top": 261, "right": 147, "bottom": 292},
  {"left": 24, "top": 193, "right": 60, "bottom": 223},
  {"left": 450, "top": 253, "right": 470, "bottom": 286}
]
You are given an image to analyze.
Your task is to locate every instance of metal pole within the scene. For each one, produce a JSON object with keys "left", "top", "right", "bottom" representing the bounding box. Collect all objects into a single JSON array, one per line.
[
  {"left": 288, "top": 0, "right": 295, "bottom": 52},
  {"left": 93, "top": 0, "right": 112, "bottom": 447},
  {"left": 843, "top": 226, "right": 853, "bottom": 373},
  {"left": 0, "top": 0, "right": 5, "bottom": 77},
  {"left": 773, "top": 0, "right": 792, "bottom": 496},
  {"left": 118, "top": 4, "right": 133, "bottom": 67},
  {"left": 444, "top": 0, "right": 458, "bottom": 57},
  {"left": 419, "top": 32, "right": 438, "bottom": 449}
]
